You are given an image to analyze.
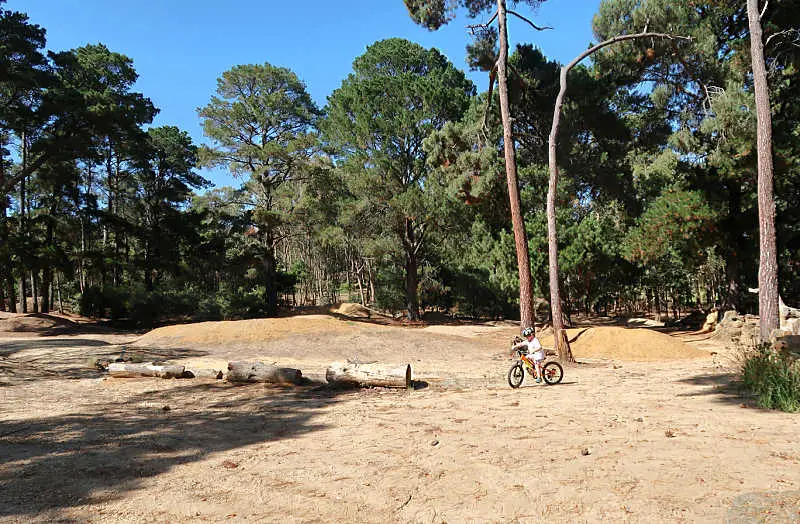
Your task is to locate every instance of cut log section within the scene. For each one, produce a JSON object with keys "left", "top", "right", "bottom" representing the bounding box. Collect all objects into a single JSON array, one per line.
[
  {"left": 108, "top": 362, "right": 185, "bottom": 378},
  {"left": 184, "top": 368, "right": 224, "bottom": 379},
  {"left": 326, "top": 362, "right": 411, "bottom": 388},
  {"left": 226, "top": 361, "right": 303, "bottom": 384}
]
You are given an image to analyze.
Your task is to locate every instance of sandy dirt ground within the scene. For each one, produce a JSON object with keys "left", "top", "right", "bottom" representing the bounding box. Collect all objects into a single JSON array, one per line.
[{"left": 1, "top": 313, "right": 799, "bottom": 523}]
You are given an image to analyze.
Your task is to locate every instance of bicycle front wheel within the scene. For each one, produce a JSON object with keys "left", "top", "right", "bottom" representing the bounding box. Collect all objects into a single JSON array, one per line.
[{"left": 507, "top": 362, "right": 525, "bottom": 388}]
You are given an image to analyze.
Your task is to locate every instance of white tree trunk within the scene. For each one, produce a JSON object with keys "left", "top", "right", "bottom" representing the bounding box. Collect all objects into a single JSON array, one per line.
[
  {"left": 326, "top": 362, "right": 411, "bottom": 388},
  {"left": 226, "top": 361, "right": 303, "bottom": 384},
  {"left": 108, "top": 362, "right": 186, "bottom": 378}
]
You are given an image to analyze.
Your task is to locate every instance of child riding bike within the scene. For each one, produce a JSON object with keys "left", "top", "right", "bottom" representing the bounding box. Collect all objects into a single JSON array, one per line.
[{"left": 512, "top": 327, "right": 544, "bottom": 383}]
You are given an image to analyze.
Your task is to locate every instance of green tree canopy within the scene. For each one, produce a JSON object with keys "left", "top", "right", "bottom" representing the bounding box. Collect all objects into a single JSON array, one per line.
[
  {"left": 324, "top": 38, "right": 475, "bottom": 319},
  {"left": 198, "top": 63, "right": 320, "bottom": 314}
]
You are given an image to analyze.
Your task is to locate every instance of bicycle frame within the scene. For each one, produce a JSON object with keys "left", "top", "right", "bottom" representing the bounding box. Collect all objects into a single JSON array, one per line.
[
  {"left": 508, "top": 340, "right": 564, "bottom": 387},
  {"left": 512, "top": 348, "right": 540, "bottom": 376}
]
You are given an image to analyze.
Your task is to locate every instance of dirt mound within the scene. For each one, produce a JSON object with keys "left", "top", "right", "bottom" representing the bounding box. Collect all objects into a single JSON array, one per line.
[
  {"left": 133, "top": 315, "right": 706, "bottom": 363},
  {"left": 134, "top": 315, "right": 359, "bottom": 348},
  {"left": 0, "top": 313, "right": 78, "bottom": 334},
  {"left": 565, "top": 326, "right": 707, "bottom": 361},
  {"left": 330, "top": 302, "right": 372, "bottom": 318}
]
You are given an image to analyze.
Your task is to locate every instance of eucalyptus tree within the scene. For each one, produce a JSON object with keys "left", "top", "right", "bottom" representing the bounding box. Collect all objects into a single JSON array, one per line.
[
  {"left": 405, "top": 0, "right": 548, "bottom": 330},
  {"left": 198, "top": 63, "right": 320, "bottom": 314},
  {"left": 324, "top": 38, "right": 474, "bottom": 320}
]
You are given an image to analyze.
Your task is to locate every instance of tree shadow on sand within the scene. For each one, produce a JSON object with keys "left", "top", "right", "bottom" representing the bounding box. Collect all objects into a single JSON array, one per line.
[
  {"left": 676, "top": 372, "right": 756, "bottom": 407},
  {"left": 0, "top": 381, "right": 354, "bottom": 518},
  {"left": 0, "top": 338, "right": 111, "bottom": 356},
  {"left": 0, "top": 341, "right": 210, "bottom": 386}
]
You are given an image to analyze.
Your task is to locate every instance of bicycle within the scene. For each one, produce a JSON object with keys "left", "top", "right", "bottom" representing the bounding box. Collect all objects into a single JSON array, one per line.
[{"left": 507, "top": 336, "right": 564, "bottom": 388}]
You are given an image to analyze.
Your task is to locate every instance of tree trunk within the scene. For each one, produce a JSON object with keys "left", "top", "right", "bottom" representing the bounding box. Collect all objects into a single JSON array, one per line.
[
  {"left": 226, "top": 361, "right": 303, "bottom": 384},
  {"left": 41, "top": 219, "right": 53, "bottom": 313},
  {"left": 404, "top": 218, "right": 421, "bottom": 321},
  {"left": 18, "top": 173, "right": 27, "bottom": 314},
  {"left": 108, "top": 362, "right": 186, "bottom": 378},
  {"left": 264, "top": 232, "right": 278, "bottom": 314},
  {"left": 56, "top": 272, "right": 64, "bottom": 314},
  {"left": 546, "top": 64, "right": 574, "bottom": 363},
  {"left": 654, "top": 288, "right": 662, "bottom": 322},
  {"left": 31, "top": 271, "right": 38, "bottom": 313},
  {"left": 79, "top": 215, "right": 86, "bottom": 293},
  {"left": 355, "top": 260, "right": 366, "bottom": 306},
  {"left": 0, "top": 156, "right": 15, "bottom": 313},
  {"left": 496, "top": 0, "right": 535, "bottom": 331},
  {"left": 747, "top": 0, "right": 780, "bottom": 342},
  {"left": 326, "top": 362, "right": 411, "bottom": 388},
  {"left": 368, "top": 259, "right": 376, "bottom": 304}
]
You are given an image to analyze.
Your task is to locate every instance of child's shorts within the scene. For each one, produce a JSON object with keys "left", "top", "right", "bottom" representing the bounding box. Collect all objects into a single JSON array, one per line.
[{"left": 531, "top": 350, "right": 545, "bottom": 362}]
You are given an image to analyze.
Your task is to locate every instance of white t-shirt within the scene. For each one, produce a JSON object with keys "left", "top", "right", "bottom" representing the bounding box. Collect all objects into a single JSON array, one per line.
[{"left": 525, "top": 337, "right": 544, "bottom": 361}]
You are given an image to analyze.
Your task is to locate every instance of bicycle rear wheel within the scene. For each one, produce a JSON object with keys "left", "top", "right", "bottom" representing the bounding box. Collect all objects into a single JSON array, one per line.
[
  {"left": 507, "top": 362, "right": 525, "bottom": 388},
  {"left": 542, "top": 361, "right": 563, "bottom": 385}
]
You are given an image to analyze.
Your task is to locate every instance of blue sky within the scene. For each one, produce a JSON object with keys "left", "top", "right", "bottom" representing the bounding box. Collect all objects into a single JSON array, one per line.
[{"left": 11, "top": 0, "right": 600, "bottom": 188}]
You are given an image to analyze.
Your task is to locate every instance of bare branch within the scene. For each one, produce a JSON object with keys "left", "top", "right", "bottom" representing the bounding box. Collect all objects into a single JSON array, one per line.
[
  {"left": 467, "top": 8, "right": 498, "bottom": 33},
  {"left": 765, "top": 28, "right": 800, "bottom": 48},
  {"left": 760, "top": 0, "right": 769, "bottom": 20},
  {"left": 564, "top": 32, "right": 692, "bottom": 72},
  {"left": 507, "top": 10, "right": 552, "bottom": 31}
]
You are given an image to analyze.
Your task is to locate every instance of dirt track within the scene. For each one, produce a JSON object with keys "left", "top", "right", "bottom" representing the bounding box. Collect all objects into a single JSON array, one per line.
[{"left": 1, "top": 316, "right": 799, "bottom": 523}]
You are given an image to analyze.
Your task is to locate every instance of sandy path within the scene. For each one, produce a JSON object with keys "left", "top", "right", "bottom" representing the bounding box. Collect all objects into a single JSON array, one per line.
[{"left": 1, "top": 322, "right": 799, "bottom": 523}]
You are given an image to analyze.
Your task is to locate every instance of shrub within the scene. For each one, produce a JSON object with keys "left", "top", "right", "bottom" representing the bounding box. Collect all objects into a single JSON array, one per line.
[
  {"left": 78, "top": 285, "right": 130, "bottom": 320},
  {"left": 741, "top": 343, "right": 800, "bottom": 412}
]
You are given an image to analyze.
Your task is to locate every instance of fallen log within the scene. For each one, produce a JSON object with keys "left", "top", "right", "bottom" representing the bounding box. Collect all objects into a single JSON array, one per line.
[
  {"left": 226, "top": 361, "right": 302, "bottom": 384},
  {"left": 107, "top": 362, "right": 185, "bottom": 378},
  {"left": 326, "top": 362, "right": 411, "bottom": 388},
  {"left": 184, "top": 368, "right": 224, "bottom": 379}
]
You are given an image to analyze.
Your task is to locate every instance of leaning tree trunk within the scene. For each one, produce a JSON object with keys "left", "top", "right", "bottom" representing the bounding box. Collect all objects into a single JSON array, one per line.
[
  {"left": 546, "top": 31, "right": 690, "bottom": 363},
  {"left": 747, "top": 0, "right": 780, "bottom": 342},
  {"left": 547, "top": 64, "right": 575, "bottom": 363},
  {"left": 496, "top": 0, "right": 535, "bottom": 331}
]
